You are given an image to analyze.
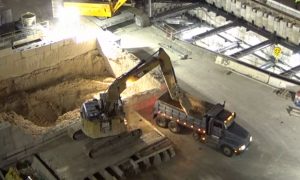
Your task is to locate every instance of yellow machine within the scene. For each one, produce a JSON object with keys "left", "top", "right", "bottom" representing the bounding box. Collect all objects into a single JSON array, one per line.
[
  {"left": 63, "top": 0, "right": 129, "bottom": 17},
  {"left": 79, "top": 48, "right": 193, "bottom": 139},
  {"left": 4, "top": 168, "right": 22, "bottom": 180}
]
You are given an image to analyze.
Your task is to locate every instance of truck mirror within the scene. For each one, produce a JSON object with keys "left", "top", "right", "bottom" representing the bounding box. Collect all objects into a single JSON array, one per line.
[{"left": 223, "top": 101, "right": 226, "bottom": 107}]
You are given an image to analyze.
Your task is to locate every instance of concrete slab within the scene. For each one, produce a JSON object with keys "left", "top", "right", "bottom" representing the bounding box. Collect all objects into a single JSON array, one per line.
[{"left": 116, "top": 25, "right": 300, "bottom": 180}]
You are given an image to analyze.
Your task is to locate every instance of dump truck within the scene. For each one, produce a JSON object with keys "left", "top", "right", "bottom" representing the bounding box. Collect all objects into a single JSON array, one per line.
[{"left": 153, "top": 91, "right": 252, "bottom": 157}]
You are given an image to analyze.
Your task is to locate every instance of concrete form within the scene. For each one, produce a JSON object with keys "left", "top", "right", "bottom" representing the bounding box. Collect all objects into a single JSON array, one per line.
[{"left": 205, "top": 0, "right": 300, "bottom": 45}]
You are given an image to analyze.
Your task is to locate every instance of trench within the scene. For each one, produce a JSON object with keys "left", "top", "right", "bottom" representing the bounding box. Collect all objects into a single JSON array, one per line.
[{"left": 0, "top": 39, "right": 162, "bottom": 135}]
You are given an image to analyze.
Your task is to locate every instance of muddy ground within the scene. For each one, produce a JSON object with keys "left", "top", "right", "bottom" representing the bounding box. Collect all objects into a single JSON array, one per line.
[{"left": 0, "top": 76, "right": 116, "bottom": 134}]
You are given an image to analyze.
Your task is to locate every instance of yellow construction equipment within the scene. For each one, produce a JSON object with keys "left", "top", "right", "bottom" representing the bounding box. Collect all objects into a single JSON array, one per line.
[
  {"left": 63, "top": 0, "right": 128, "bottom": 17},
  {"left": 4, "top": 167, "right": 22, "bottom": 180}
]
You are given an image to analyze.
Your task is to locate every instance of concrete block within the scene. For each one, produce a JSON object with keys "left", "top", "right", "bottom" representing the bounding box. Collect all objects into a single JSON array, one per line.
[
  {"left": 267, "top": 15, "right": 274, "bottom": 33},
  {"left": 291, "top": 25, "right": 300, "bottom": 45},
  {"left": 0, "top": 48, "right": 13, "bottom": 58},
  {"left": 142, "top": 158, "right": 151, "bottom": 169},
  {"left": 245, "top": 5, "right": 252, "bottom": 22},
  {"left": 273, "top": 17, "right": 280, "bottom": 34},
  {"left": 262, "top": 13, "right": 269, "bottom": 29},
  {"left": 207, "top": 12, "right": 216, "bottom": 25},
  {"left": 215, "top": 0, "right": 222, "bottom": 8},
  {"left": 168, "top": 147, "right": 176, "bottom": 157},
  {"left": 200, "top": 9, "right": 208, "bottom": 21},
  {"left": 221, "top": 0, "right": 226, "bottom": 9},
  {"left": 151, "top": 154, "right": 162, "bottom": 166},
  {"left": 111, "top": 166, "right": 124, "bottom": 178},
  {"left": 250, "top": 8, "right": 257, "bottom": 23},
  {"left": 129, "top": 159, "right": 140, "bottom": 174},
  {"left": 161, "top": 151, "right": 171, "bottom": 162},
  {"left": 230, "top": 0, "right": 236, "bottom": 14},
  {"left": 279, "top": 19, "right": 288, "bottom": 39},
  {"left": 234, "top": 1, "right": 242, "bottom": 17},
  {"left": 241, "top": 4, "right": 246, "bottom": 19},
  {"left": 216, "top": 16, "right": 227, "bottom": 26},
  {"left": 256, "top": 10, "right": 263, "bottom": 28},
  {"left": 286, "top": 22, "right": 294, "bottom": 41},
  {"left": 21, "top": 48, "right": 36, "bottom": 58},
  {"left": 225, "top": 0, "right": 231, "bottom": 12}
]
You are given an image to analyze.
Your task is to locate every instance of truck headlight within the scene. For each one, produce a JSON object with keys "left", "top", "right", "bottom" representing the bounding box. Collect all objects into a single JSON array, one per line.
[
  {"left": 250, "top": 136, "right": 253, "bottom": 142},
  {"left": 239, "top": 145, "right": 246, "bottom": 151}
]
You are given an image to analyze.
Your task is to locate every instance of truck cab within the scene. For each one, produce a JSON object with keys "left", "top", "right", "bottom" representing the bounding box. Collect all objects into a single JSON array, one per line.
[{"left": 205, "top": 104, "right": 252, "bottom": 156}]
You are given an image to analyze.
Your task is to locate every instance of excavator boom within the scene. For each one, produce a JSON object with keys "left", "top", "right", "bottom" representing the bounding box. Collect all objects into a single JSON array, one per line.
[{"left": 80, "top": 48, "right": 194, "bottom": 139}]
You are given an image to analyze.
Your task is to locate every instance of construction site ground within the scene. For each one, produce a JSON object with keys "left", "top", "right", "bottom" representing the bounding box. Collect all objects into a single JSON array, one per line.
[
  {"left": 35, "top": 103, "right": 173, "bottom": 180},
  {"left": 113, "top": 24, "right": 300, "bottom": 180},
  {"left": 1, "top": 0, "right": 300, "bottom": 178}
]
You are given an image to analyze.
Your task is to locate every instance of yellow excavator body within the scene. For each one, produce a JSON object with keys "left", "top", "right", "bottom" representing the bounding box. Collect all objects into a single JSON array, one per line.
[
  {"left": 5, "top": 168, "right": 22, "bottom": 180},
  {"left": 63, "top": 0, "right": 128, "bottom": 17}
]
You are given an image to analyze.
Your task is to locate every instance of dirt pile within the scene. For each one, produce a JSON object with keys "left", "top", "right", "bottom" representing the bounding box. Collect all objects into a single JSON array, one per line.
[{"left": 0, "top": 77, "right": 114, "bottom": 128}]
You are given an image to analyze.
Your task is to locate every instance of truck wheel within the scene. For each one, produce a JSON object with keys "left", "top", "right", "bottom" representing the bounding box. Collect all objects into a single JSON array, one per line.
[
  {"left": 221, "top": 145, "right": 234, "bottom": 157},
  {"left": 155, "top": 117, "right": 168, "bottom": 128},
  {"left": 168, "top": 121, "right": 180, "bottom": 133}
]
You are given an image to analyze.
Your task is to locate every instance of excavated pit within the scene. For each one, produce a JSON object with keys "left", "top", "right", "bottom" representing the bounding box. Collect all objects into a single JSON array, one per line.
[
  {"left": 0, "top": 77, "right": 114, "bottom": 127},
  {"left": 0, "top": 41, "right": 162, "bottom": 135}
]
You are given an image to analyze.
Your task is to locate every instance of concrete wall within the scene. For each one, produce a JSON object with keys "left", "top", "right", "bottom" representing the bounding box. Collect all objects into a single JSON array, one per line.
[
  {"left": 0, "top": 38, "right": 96, "bottom": 80},
  {"left": 215, "top": 55, "right": 300, "bottom": 90},
  {"left": 0, "top": 38, "right": 105, "bottom": 98}
]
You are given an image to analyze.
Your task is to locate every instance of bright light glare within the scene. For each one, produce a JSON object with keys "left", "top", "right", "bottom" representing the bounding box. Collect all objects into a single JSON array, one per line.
[
  {"left": 97, "top": 31, "right": 122, "bottom": 60},
  {"left": 57, "top": 7, "right": 80, "bottom": 25},
  {"left": 126, "top": 76, "right": 138, "bottom": 87}
]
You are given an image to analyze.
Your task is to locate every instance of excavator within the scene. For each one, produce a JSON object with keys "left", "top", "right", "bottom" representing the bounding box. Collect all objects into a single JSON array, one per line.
[
  {"left": 53, "top": 0, "right": 150, "bottom": 27},
  {"left": 63, "top": 0, "right": 129, "bottom": 18},
  {"left": 70, "top": 48, "right": 194, "bottom": 157}
]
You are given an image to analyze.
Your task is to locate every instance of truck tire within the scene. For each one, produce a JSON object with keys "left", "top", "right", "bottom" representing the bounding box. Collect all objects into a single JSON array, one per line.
[
  {"left": 221, "top": 145, "right": 234, "bottom": 157},
  {"left": 168, "top": 121, "right": 181, "bottom": 133},
  {"left": 155, "top": 116, "right": 168, "bottom": 128}
]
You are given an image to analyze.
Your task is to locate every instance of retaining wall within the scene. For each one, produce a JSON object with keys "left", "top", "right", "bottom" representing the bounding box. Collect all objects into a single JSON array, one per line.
[{"left": 205, "top": 0, "right": 300, "bottom": 45}]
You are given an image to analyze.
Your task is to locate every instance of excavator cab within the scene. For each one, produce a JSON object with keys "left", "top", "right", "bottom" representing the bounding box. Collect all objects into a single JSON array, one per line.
[
  {"left": 63, "top": 0, "right": 128, "bottom": 17},
  {"left": 78, "top": 48, "right": 181, "bottom": 140},
  {"left": 80, "top": 93, "right": 126, "bottom": 139}
]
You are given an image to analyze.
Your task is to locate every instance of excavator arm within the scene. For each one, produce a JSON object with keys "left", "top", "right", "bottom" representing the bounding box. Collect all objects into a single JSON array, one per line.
[
  {"left": 81, "top": 48, "right": 194, "bottom": 138},
  {"left": 105, "top": 48, "right": 193, "bottom": 114},
  {"left": 112, "top": 0, "right": 128, "bottom": 14}
]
